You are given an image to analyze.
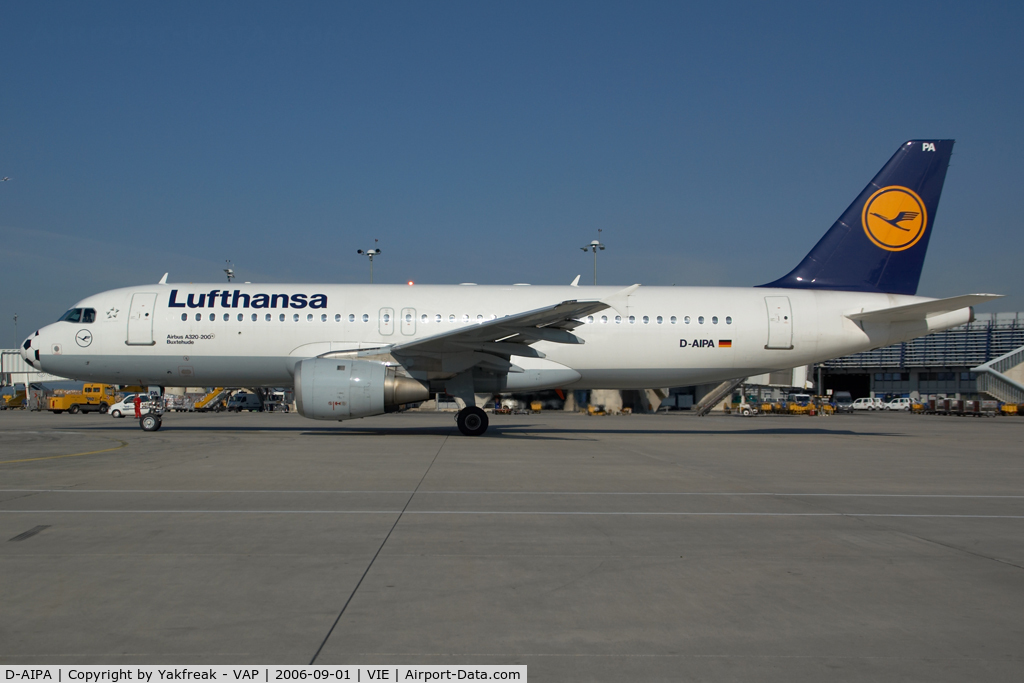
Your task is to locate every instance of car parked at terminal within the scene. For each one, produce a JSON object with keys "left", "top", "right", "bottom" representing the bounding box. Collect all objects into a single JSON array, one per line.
[
  {"left": 852, "top": 397, "right": 877, "bottom": 411},
  {"left": 885, "top": 397, "right": 912, "bottom": 411},
  {"left": 832, "top": 391, "right": 854, "bottom": 413}
]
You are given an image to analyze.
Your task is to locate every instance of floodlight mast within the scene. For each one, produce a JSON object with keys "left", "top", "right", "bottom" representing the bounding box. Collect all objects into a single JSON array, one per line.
[
  {"left": 224, "top": 260, "right": 235, "bottom": 283},
  {"left": 580, "top": 232, "right": 606, "bottom": 285},
  {"left": 357, "top": 247, "right": 381, "bottom": 283}
]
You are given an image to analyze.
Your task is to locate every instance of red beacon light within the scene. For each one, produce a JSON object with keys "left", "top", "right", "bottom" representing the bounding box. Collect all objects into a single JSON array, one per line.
[{"left": 407, "top": 280, "right": 414, "bottom": 286}]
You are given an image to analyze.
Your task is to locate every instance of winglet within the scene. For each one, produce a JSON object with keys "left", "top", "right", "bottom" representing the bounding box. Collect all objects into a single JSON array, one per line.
[
  {"left": 570, "top": 275, "right": 581, "bottom": 287},
  {"left": 158, "top": 273, "right": 169, "bottom": 285},
  {"left": 601, "top": 284, "right": 640, "bottom": 315}
]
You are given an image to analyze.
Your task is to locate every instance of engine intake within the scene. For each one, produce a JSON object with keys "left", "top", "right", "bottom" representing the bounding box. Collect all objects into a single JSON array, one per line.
[{"left": 294, "top": 358, "right": 430, "bottom": 421}]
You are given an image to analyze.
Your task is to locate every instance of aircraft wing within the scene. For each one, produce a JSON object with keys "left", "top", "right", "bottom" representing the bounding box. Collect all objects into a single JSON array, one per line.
[
  {"left": 319, "top": 287, "right": 640, "bottom": 376},
  {"left": 845, "top": 294, "right": 1003, "bottom": 323},
  {"left": 390, "top": 297, "right": 610, "bottom": 359}
]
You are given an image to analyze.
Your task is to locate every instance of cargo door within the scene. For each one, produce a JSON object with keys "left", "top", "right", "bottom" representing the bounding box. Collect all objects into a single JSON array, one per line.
[
  {"left": 764, "top": 296, "right": 793, "bottom": 350},
  {"left": 127, "top": 292, "right": 158, "bottom": 345},
  {"left": 379, "top": 307, "right": 395, "bottom": 336},
  {"left": 401, "top": 307, "right": 416, "bottom": 336}
]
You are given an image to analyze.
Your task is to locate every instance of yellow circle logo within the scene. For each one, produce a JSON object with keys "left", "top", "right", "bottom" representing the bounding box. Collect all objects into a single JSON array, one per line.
[{"left": 861, "top": 186, "right": 927, "bottom": 252}]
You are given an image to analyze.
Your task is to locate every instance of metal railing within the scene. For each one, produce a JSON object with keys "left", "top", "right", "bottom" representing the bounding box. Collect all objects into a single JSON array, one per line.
[
  {"left": 694, "top": 377, "right": 747, "bottom": 417},
  {"left": 971, "top": 345, "right": 1024, "bottom": 404}
]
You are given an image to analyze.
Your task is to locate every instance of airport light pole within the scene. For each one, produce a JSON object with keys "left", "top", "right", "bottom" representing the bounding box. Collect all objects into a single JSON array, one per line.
[
  {"left": 12, "top": 313, "right": 17, "bottom": 347},
  {"left": 224, "top": 260, "right": 235, "bottom": 283},
  {"left": 580, "top": 231, "right": 605, "bottom": 285},
  {"left": 357, "top": 242, "right": 381, "bottom": 284}
]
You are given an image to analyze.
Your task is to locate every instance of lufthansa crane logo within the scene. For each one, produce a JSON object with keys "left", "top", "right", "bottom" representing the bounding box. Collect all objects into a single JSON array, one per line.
[
  {"left": 862, "top": 186, "right": 927, "bottom": 252},
  {"left": 75, "top": 329, "right": 93, "bottom": 347}
]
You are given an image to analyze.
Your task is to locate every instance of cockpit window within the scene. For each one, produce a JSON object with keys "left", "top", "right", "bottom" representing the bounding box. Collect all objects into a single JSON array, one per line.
[{"left": 58, "top": 308, "right": 96, "bottom": 323}]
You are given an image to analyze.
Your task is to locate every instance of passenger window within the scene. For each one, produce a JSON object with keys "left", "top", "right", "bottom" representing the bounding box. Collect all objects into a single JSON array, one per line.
[
  {"left": 293, "top": 313, "right": 300, "bottom": 322},
  {"left": 223, "top": 313, "right": 230, "bottom": 321},
  {"left": 670, "top": 316, "right": 676, "bottom": 324},
  {"left": 349, "top": 314, "right": 355, "bottom": 322},
  {"left": 726, "top": 316, "right": 732, "bottom": 324},
  {"left": 449, "top": 315, "right": 455, "bottom": 323},
  {"left": 82, "top": 309, "right": 96, "bottom": 323},
  {"left": 195, "top": 313, "right": 202, "bottom": 321},
  {"left": 383, "top": 313, "right": 390, "bottom": 323},
  {"left": 406, "top": 314, "right": 413, "bottom": 323},
  {"left": 476, "top": 315, "right": 483, "bottom": 321},
  {"left": 628, "top": 315, "right": 635, "bottom": 324},
  {"left": 684, "top": 316, "right": 691, "bottom": 324},
  {"left": 601, "top": 315, "right": 608, "bottom": 323},
  {"left": 265, "top": 314, "right": 271, "bottom": 322},
  {"left": 209, "top": 313, "right": 215, "bottom": 321},
  {"left": 237, "top": 313, "right": 243, "bottom": 322},
  {"left": 279, "top": 313, "right": 285, "bottom": 322},
  {"left": 252, "top": 314, "right": 258, "bottom": 322},
  {"left": 587, "top": 316, "right": 594, "bottom": 324},
  {"left": 656, "top": 316, "right": 663, "bottom": 324},
  {"left": 642, "top": 316, "right": 649, "bottom": 324},
  {"left": 435, "top": 314, "right": 441, "bottom": 323},
  {"left": 362, "top": 314, "right": 369, "bottom": 322},
  {"left": 335, "top": 314, "right": 341, "bottom": 322},
  {"left": 421, "top": 314, "right": 427, "bottom": 323},
  {"left": 321, "top": 314, "right": 327, "bottom": 322},
  {"left": 712, "top": 316, "right": 718, "bottom": 324},
  {"left": 698, "top": 316, "right": 705, "bottom": 324},
  {"left": 615, "top": 316, "right": 621, "bottom": 324},
  {"left": 462, "top": 314, "right": 469, "bottom": 323},
  {"left": 181, "top": 313, "right": 187, "bottom": 321},
  {"left": 307, "top": 314, "right": 313, "bottom": 322}
]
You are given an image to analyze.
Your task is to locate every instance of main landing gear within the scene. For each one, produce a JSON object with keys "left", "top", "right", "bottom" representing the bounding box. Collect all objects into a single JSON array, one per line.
[{"left": 456, "top": 406, "right": 489, "bottom": 436}]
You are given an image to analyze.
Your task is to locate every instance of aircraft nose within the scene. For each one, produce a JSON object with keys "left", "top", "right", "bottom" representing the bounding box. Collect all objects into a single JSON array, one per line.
[{"left": 20, "top": 331, "right": 40, "bottom": 367}]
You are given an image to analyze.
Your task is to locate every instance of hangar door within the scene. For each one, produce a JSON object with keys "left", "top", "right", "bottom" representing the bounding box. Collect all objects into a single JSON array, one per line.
[
  {"left": 764, "top": 296, "right": 793, "bottom": 350},
  {"left": 127, "top": 292, "right": 158, "bottom": 346}
]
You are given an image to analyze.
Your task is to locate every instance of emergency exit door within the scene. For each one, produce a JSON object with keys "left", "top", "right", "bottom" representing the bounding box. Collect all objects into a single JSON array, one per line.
[
  {"left": 127, "top": 292, "right": 158, "bottom": 345},
  {"left": 764, "top": 296, "right": 793, "bottom": 350}
]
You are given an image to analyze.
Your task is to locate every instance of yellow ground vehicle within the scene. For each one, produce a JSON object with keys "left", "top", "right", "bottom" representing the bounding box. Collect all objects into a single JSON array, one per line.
[
  {"left": 49, "top": 383, "right": 117, "bottom": 414},
  {"left": 2, "top": 389, "right": 26, "bottom": 410}
]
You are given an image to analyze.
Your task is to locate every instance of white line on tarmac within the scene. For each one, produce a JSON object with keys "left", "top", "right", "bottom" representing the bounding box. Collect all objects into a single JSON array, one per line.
[
  {"left": 2, "top": 490, "right": 1023, "bottom": 498},
  {"left": 1, "top": 510, "right": 1023, "bottom": 518}
]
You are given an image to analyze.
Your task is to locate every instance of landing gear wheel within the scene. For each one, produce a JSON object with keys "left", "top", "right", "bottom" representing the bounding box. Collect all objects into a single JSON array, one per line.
[
  {"left": 456, "top": 406, "right": 489, "bottom": 436},
  {"left": 140, "top": 414, "right": 162, "bottom": 432},
  {"left": 68, "top": 404, "right": 81, "bottom": 414}
]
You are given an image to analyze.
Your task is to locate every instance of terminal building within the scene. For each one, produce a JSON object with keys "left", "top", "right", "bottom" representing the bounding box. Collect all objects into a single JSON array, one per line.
[{"left": 818, "top": 312, "right": 1024, "bottom": 401}]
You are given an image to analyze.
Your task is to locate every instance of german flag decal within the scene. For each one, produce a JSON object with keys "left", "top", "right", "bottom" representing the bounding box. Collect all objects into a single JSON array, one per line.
[{"left": 719, "top": 340, "right": 732, "bottom": 348}]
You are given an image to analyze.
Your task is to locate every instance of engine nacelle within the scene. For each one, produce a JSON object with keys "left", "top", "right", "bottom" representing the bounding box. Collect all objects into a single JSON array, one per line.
[{"left": 294, "top": 358, "right": 430, "bottom": 421}]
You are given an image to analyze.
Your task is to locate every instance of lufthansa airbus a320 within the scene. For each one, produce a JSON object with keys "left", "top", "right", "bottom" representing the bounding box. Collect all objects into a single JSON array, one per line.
[{"left": 21, "top": 140, "right": 1000, "bottom": 435}]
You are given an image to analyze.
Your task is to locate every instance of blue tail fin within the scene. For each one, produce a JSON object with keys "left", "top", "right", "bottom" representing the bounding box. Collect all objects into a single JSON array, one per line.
[{"left": 761, "top": 140, "right": 954, "bottom": 295}]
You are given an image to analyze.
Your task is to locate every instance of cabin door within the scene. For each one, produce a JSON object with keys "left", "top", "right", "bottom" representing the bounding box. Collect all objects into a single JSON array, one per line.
[
  {"left": 764, "top": 296, "right": 794, "bottom": 350},
  {"left": 127, "top": 292, "right": 158, "bottom": 346}
]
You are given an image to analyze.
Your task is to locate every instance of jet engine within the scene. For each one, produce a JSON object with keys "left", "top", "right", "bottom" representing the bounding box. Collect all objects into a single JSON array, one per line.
[{"left": 294, "top": 358, "right": 430, "bottom": 421}]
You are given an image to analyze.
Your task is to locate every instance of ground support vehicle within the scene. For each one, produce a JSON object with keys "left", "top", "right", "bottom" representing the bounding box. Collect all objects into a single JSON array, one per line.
[
  {"left": 227, "top": 392, "right": 263, "bottom": 412},
  {"left": 49, "top": 384, "right": 116, "bottom": 414}
]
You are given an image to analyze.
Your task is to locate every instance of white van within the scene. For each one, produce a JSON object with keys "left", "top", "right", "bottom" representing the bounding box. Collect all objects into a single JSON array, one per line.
[
  {"left": 852, "top": 397, "right": 876, "bottom": 411},
  {"left": 227, "top": 392, "right": 263, "bottom": 412},
  {"left": 885, "top": 397, "right": 912, "bottom": 411}
]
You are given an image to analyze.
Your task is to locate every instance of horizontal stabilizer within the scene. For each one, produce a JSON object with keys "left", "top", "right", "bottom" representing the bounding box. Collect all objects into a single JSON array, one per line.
[{"left": 845, "top": 294, "right": 1003, "bottom": 323}]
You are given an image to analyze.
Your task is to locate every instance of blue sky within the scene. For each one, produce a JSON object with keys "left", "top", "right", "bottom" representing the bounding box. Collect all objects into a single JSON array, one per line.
[{"left": 2, "top": 1, "right": 1023, "bottom": 343}]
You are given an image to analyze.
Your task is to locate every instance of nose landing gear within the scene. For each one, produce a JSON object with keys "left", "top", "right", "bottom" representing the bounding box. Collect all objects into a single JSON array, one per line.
[{"left": 140, "top": 414, "right": 162, "bottom": 431}]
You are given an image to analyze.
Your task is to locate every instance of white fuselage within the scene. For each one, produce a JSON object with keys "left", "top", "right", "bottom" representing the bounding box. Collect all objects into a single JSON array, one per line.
[{"left": 24, "top": 283, "right": 971, "bottom": 391}]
